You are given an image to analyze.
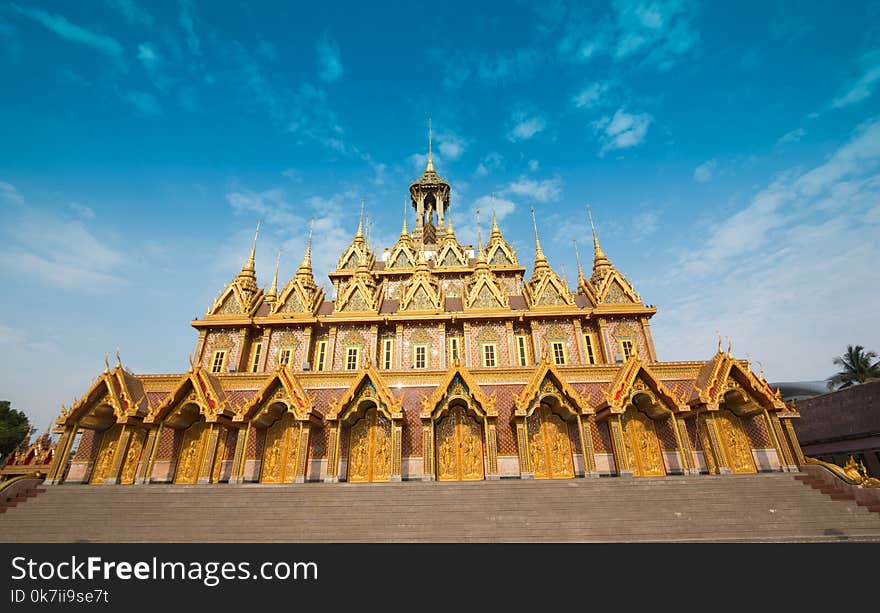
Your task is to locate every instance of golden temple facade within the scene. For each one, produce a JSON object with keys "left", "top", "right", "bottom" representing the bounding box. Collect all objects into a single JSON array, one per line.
[{"left": 44, "top": 143, "right": 805, "bottom": 487}]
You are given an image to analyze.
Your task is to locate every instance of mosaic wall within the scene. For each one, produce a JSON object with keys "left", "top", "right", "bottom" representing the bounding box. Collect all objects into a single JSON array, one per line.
[
  {"left": 402, "top": 322, "right": 444, "bottom": 370},
  {"left": 467, "top": 321, "right": 509, "bottom": 368},
  {"left": 332, "top": 325, "right": 370, "bottom": 370},
  {"left": 201, "top": 328, "right": 245, "bottom": 372},
  {"left": 743, "top": 414, "right": 772, "bottom": 448},
  {"left": 531, "top": 319, "right": 580, "bottom": 364},
  {"left": 265, "top": 326, "right": 309, "bottom": 371},
  {"left": 73, "top": 429, "right": 97, "bottom": 460},
  {"left": 604, "top": 317, "right": 649, "bottom": 362}
]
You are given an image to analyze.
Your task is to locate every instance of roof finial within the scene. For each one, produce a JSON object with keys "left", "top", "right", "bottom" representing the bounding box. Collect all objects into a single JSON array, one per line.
[
  {"left": 115, "top": 346, "right": 121, "bottom": 367},
  {"left": 104, "top": 353, "right": 110, "bottom": 373},
  {"left": 573, "top": 239, "right": 584, "bottom": 279},
  {"left": 716, "top": 331, "right": 722, "bottom": 353},
  {"left": 587, "top": 204, "right": 603, "bottom": 255},
  {"left": 243, "top": 218, "right": 261, "bottom": 273},
  {"left": 476, "top": 207, "right": 483, "bottom": 254},
  {"left": 490, "top": 193, "right": 502, "bottom": 239},
  {"left": 726, "top": 337, "right": 733, "bottom": 356},
  {"left": 267, "top": 246, "right": 282, "bottom": 299},
  {"left": 531, "top": 206, "right": 544, "bottom": 256},
  {"left": 401, "top": 198, "right": 409, "bottom": 236},
  {"left": 426, "top": 117, "right": 435, "bottom": 172}
]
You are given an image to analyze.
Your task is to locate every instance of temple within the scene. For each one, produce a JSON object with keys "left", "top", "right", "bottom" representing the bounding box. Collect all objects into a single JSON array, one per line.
[{"left": 41, "top": 136, "right": 806, "bottom": 487}]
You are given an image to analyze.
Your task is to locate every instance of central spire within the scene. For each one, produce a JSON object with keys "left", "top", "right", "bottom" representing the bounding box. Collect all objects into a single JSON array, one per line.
[
  {"left": 587, "top": 204, "right": 613, "bottom": 283},
  {"left": 426, "top": 117, "right": 435, "bottom": 173},
  {"left": 530, "top": 207, "right": 550, "bottom": 275}
]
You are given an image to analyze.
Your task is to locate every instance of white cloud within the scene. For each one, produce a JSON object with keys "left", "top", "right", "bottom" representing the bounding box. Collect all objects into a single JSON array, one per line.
[
  {"left": 436, "top": 131, "right": 467, "bottom": 160},
  {"left": 592, "top": 108, "right": 652, "bottom": 155},
  {"left": 474, "top": 152, "right": 504, "bottom": 177},
  {"left": 693, "top": 159, "right": 717, "bottom": 183},
  {"left": 137, "top": 42, "right": 157, "bottom": 66},
  {"left": 612, "top": 0, "right": 700, "bottom": 70},
  {"left": 11, "top": 4, "right": 125, "bottom": 66},
  {"left": 632, "top": 211, "right": 658, "bottom": 239},
  {"left": 507, "top": 111, "right": 547, "bottom": 141},
  {"left": 0, "top": 184, "right": 126, "bottom": 290},
  {"left": 651, "top": 117, "right": 880, "bottom": 381},
  {"left": 116, "top": 88, "right": 161, "bottom": 115},
  {"left": 832, "top": 51, "right": 880, "bottom": 109},
  {"left": 528, "top": 159, "right": 539, "bottom": 172},
  {"left": 455, "top": 195, "right": 518, "bottom": 247},
  {"left": 106, "top": 0, "right": 153, "bottom": 27},
  {"left": 317, "top": 35, "right": 343, "bottom": 83},
  {"left": 178, "top": 0, "right": 201, "bottom": 56},
  {"left": 0, "top": 181, "right": 24, "bottom": 205},
  {"left": 573, "top": 82, "right": 611, "bottom": 108},
  {"left": 777, "top": 128, "right": 806, "bottom": 144},
  {"left": 68, "top": 203, "right": 95, "bottom": 219},
  {"left": 505, "top": 176, "right": 562, "bottom": 203}
]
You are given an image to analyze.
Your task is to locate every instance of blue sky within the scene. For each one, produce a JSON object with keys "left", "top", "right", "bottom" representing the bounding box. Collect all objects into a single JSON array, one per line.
[{"left": 1, "top": 1, "right": 879, "bottom": 428}]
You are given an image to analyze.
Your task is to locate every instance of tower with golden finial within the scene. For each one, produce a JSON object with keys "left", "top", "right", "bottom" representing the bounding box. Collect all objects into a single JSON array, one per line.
[{"left": 410, "top": 118, "right": 450, "bottom": 246}]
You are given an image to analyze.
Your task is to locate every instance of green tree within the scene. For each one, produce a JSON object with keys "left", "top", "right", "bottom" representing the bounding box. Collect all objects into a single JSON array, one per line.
[
  {"left": 827, "top": 345, "right": 880, "bottom": 390},
  {"left": 0, "top": 400, "right": 31, "bottom": 459}
]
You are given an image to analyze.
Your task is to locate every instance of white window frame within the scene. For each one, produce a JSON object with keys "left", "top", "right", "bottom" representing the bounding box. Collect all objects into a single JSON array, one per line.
[
  {"left": 211, "top": 350, "right": 227, "bottom": 374},
  {"left": 583, "top": 333, "right": 596, "bottom": 365},
  {"left": 551, "top": 341, "right": 567, "bottom": 366},
  {"left": 345, "top": 346, "right": 360, "bottom": 371},
  {"left": 620, "top": 339, "right": 635, "bottom": 361},
  {"left": 481, "top": 343, "right": 497, "bottom": 368},
  {"left": 278, "top": 347, "right": 293, "bottom": 368},
  {"left": 516, "top": 335, "right": 529, "bottom": 367},
  {"left": 315, "top": 340, "right": 328, "bottom": 372},
  {"left": 382, "top": 339, "right": 394, "bottom": 370},
  {"left": 414, "top": 344, "right": 428, "bottom": 369},
  {"left": 250, "top": 342, "right": 263, "bottom": 373}
]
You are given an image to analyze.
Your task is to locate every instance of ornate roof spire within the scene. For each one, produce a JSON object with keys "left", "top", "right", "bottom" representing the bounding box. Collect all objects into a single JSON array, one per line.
[
  {"left": 426, "top": 117, "right": 435, "bottom": 173},
  {"left": 531, "top": 207, "right": 550, "bottom": 274},
  {"left": 266, "top": 247, "right": 282, "bottom": 302},
  {"left": 236, "top": 219, "right": 260, "bottom": 294},
  {"left": 296, "top": 216, "right": 315, "bottom": 277},
  {"left": 476, "top": 207, "right": 483, "bottom": 255},
  {"left": 587, "top": 204, "right": 613, "bottom": 283},
  {"left": 490, "top": 193, "right": 503, "bottom": 242},
  {"left": 356, "top": 198, "right": 365, "bottom": 239},
  {"left": 401, "top": 198, "right": 409, "bottom": 237},
  {"left": 573, "top": 238, "right": 584, "bottom": 280}
]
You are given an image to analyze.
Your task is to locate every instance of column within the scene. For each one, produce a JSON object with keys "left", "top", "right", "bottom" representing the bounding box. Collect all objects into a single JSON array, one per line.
[
  {"left": 136, "top": 427, "right": 160, "bottom": 484},
  {"left": 769, "top": 413, "right": 796, "bottom": 471},
  {"left": 672, "top": 414, "right": 698, "bottom": 475},
  {"left": 504, "top": 320, "right": 515, "bottom": 368},
  {"left": 258, "top": 328, "right": 272, "bottom": 372},
  {"left": 608, "top": 414, "right": 632, "bottom": 477},
  {"left": 194, "top": 329, "right": 208, "bottom": 367},
  {"left": 781, "top": 418, "right": 805, "bottom": 467},
  {"left": 761, "top": 409, "right": 787, "bottom": 473},
  {"left": 228, "top": 424, "right": 249, "bottom": 485},
  {"left": 438, "top": 323, "right": 447, "bottom": 371},
  {"left": 640, "top": 317, "right": 659, "bottom": 362},
  {"left": 597, "top": 317, "right": 613, "bottom": 364},
  {"left": 197, "top": 424, "right": 221, "bottom": 484},
  {"left": 369, "top": 324, "right": 379, "bottom": 367},
  {"left": 327, "top": 325, "right": 338, "bottom": 371},
  {"left": 293, "top": 423, "right": 310, "bottom": 484},
  {"left": 485, "top": 419, "right": 499, "bottom": 480},
  {"left": 577, "top": 414, "right": 598, "bottom": 477},
  {"left": 395, "top": 323, "right": 404, "bottom": 369},
  {"left": 463, "top": 322, "right": 473, "bottom": 369},
  {"left": 45, "top": 425, "right": 77, "bottom": 485},
  {"left": 324, "top": 423, "right": 340, "bottom": 483},
  {"left": 422, "top": 421, "right": 435, "bottom": 481},
  {"left": 573, "top": 320, "right": 586, "bottom": 365},
  {"left": 516, "top": 418, "right": 533, "bottom": 479},
  {"left": 300, "top": 325, "right": 313, "bottom": 372},
  {"left": 105, "top": 425, "right": 132, "bottom": 485},
  {"left": 669, "top": 413, "right": 693, "bottom": 476}
]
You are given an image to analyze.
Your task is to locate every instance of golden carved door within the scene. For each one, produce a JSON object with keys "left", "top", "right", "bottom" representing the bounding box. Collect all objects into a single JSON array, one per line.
[
  {"left": 174, "top": 421, "right": 208, "bottom": 484},
  {"left": 90, "top": 424, "right": 123, "bottom": 484},
  {"left": 527, "top": 405, "right": 575, "bottom": 479},
  {"left": 260, "top": 414, "right": 301, "bottom": 483},
  {"left": 435, "top": 405, "right": 484, "bottom": 481},
  {"left": 119, "top": 428, "right": 147, "bottom": 485},
  {"left": 716, "top": 409, "right": 756, "bottom": 474},
  {"left": 623, "top": 409, "right": 666, "bottom": 477},
  {"left": 348, "top": 408, "right": 392, "bottom": 483}
]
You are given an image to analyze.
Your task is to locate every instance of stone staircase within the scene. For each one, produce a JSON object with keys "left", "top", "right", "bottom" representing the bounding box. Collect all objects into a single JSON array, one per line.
[{"left": 2, "top": 473, "right": 880, "bottom": 542}]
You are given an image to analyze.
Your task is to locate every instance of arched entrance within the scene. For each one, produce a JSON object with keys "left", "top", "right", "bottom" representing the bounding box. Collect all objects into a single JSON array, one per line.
[
  {"left": 90, "top": 423, "right": 123, "bottom": 484},
  {"left": 348, "top": 404, "right": 392, "bottom": 483},
  {"left": 260, "top": 410, "right": 303, "bottom": 484},
  {"left": 622, "top": 406, "right": 665, "bottom": 477},
  {"left": 526, "top": 402, "right": 574, "bottom": 479},
  {"left": 435, "top": 402, "right": 484, "bottom": 481},
  {"left": 174, "top": 417, "right": 209, "bottom": 484},
  {"left": 715, "top": 408, "right": 756, "bottom": 474},
  {"left": 119, "top": 427, "right": 147, "bottom": 485}
]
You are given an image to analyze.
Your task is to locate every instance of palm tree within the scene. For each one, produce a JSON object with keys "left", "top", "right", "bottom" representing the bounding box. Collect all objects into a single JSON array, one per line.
[{"left": 827, "top": 345, "right": 880, "bottom": 390}]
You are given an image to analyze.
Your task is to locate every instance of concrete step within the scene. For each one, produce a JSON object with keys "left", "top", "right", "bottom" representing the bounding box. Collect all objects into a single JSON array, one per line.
[{"left": 3, "top": 473, "right": 879, "bottom": 542}]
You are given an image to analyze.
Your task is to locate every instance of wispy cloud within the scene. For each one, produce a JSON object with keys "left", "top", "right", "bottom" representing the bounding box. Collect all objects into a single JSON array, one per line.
[
  {"left": 592, "top": 108, "right": 652, "bottom": 156},
  {"left": 777, "top": 128, "right": 806, "bottom": 145},
  {"left": 832, "top": 50, "right": 880, "bottom": 109},
  {"left": 474, "top": 152, "right": 504, "bottom": 178},
  {"left": 507, "top": 110, "right": 547, "bottom": 142},
  {"left": 317, "top": 35, "right": 343, "bottom": 83},
  {"left": 106, "top": 0, "right": 153, "bottom": 28},
  {"left": 573, "top": 82, "right": 611, "bottom": 108},
  {"left": 178, "top": 0, "right": 201, "bottom": 56},
  {"left": 0, "top": 181, "right": 24, "bottom": 205},
  {"left": 505, "top": 176, "right": 562, "bottom": 203},
  {"left": 11, "top": 4, "right": 125, "bottom": 66},
  {"left": 656, "top": 118, "right": 880, "bottom": 380},
  {"left": 436, "top": 130, "right": 467, "bottom": 160},
  {"left": 0, "top": 182, "right": 126, "bottom": 290},
  {"left": 693, "top": 159, "right": 717, "bottom": 183},
  {"left": 116, "top": 88, "right": 161, "bottom": 115},
  {"left": 441, "top": 48, "right": 542, "bottom": 89}
]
